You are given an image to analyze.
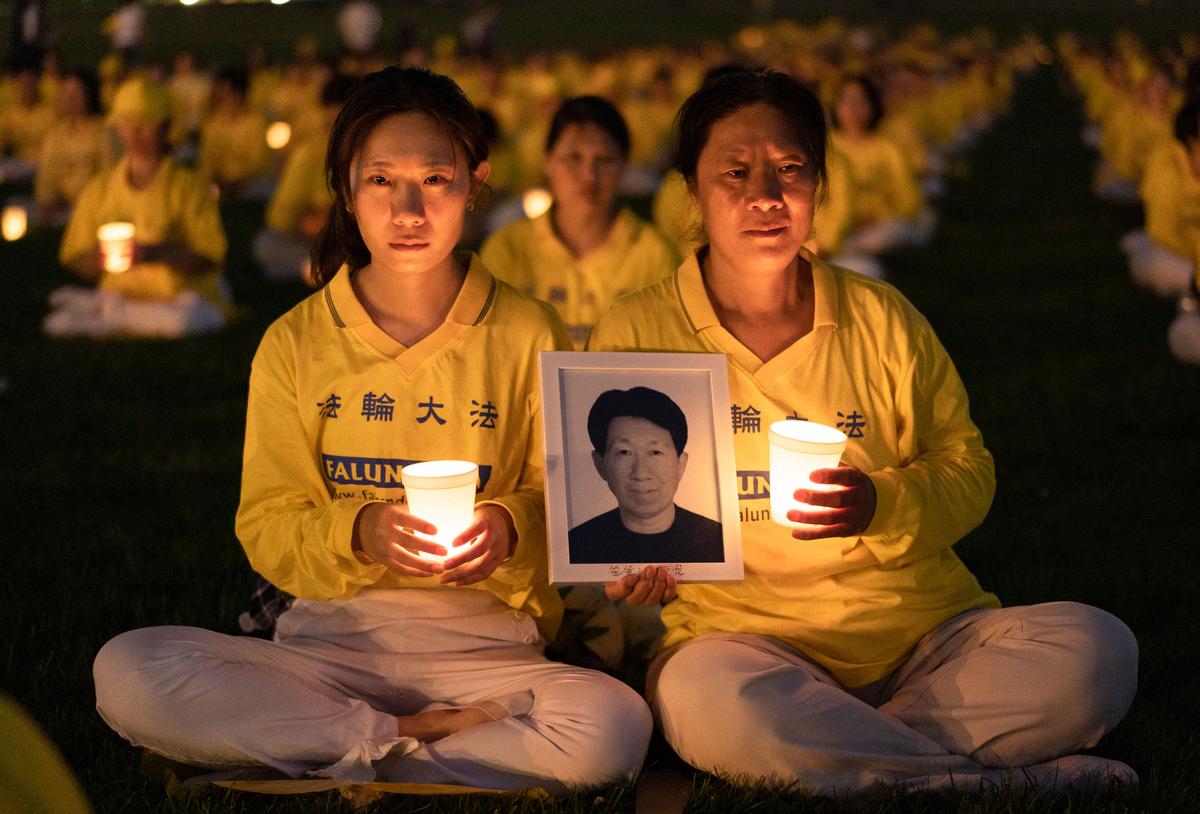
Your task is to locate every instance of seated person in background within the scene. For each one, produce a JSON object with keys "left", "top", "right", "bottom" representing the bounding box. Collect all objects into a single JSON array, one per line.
[
  {"left": 35, "top": 69, "right": 111, "bottom": 226},
  {"left": 830, "top": 75, "right": 932, "bottom": 262},
  {"left": 481, "top": 95, "right": 677, "bottom": 348},
  {"left": 44, "top": 77, "right": 231, "bottom": 339},
  {"left": 197, "top": 66, "right": 269, "bottom": 199},
  {"left": 0, "top": 61, "right": 56, "bottom": 182},
  {"left": 166, "top": 51, "right": 211, "bottom": 153},
  {"left": 1121, "top": 97, "right": 1200, "bottom": 298},
  {"left": 253, "top": 73, "right": 353, "bottom": 283},
  {"left": 1094, "top": 62, "right": 1176, "bottom": 204},
  {"left": 569, "top": 386, "right": 723, "bottom": 565}
]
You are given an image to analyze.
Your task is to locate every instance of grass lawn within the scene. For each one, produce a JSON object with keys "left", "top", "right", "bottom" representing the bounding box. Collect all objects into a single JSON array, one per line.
[{"left": 2, "top": 20, "right": 1199, "bottom": 814}]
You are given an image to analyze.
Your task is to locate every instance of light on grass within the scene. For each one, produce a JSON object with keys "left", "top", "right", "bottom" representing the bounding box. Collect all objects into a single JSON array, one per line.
[
  {"left": 522, "top": 188, "right": 553, "bottom": 219},
  {"left": 266, "top": 121, "right": 291, "bottom": 150},
  {"left": 271, "top": 0, "right": 290, "bottom": 5},
  {"left": 401, "top": 461, "right": 478, "bottom": 560},
  {"left": 179, "top": 0, "right": 199, "bottom": 6},
  {"left": 768, "top": 420, "right": 847, "bottom": 528},
  {"left": 2, "top": 205, "right": 28, "bottom": 241},
  {"left": 97, "top": 222, "right": 135, "bottom": 273}
]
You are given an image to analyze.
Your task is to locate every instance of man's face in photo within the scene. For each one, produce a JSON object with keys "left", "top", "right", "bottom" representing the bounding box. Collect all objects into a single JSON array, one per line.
[{"left": 593, "top": 416, "right": 688, "bottom": 526}]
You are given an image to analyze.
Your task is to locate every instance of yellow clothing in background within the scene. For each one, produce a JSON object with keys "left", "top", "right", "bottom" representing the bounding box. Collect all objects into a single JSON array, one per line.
[
  {"left": 481, "top": 208, "right": 678, "bottom": 348},
  {"left": 880, "top": 110, "right": 929, "bottom": 178},
  {"left": 35, "top": 119, "right": 112, "bottom": 208},
  {"left": 264, "top": 135, "right": 330, "bottom": 234},
  {"left": 812, "top": 146, "right": 856, "bottom": 256},
  {"left": 167, "top": 72, "right": 211, "bottom": 145},
  {"left": 247, "top": 67, "right": 282, "bottom": 115},
  {"left": 588, "top": 251, "right": 998, "bottom": 687},
  {"left": 1141, "top": 141, "right": 1200, "bottom": 261},
  {"left": 1100, "top": 97, "right": 1172, "bottom": 184},
  {"left": 198, "top": 108, "right": 269, "bottom": 187},
  {"left": 624, "top": 97, "right": 676, "bottom": 168},
  {"left": 0, "top": 100, "right": 56, "bottom": 161},
  {"left": 831, "top": 131, "right": 923, "bottom": 226},
  {"left": 236, "top": 256, "right": 572, "bottom": 641},
  {"left": 60, "top": 157, "right": 228, "bottom": 308},
  {"left": 652, "top": 170, "right": 702, "bottom": 257},
  {"left": 0, "top": 694, "right": 92, "bottom": 814}
]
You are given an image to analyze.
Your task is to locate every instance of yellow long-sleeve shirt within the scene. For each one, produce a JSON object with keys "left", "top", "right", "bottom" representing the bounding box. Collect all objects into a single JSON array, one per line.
[
  {"left": 59, "top": 156, "right": 228, "bottom": 307},
  {"left": 0, "top": 100, "right": 55, "bottom": 162},
  {"left": 811, "top": 145, "right": 856, "bottom": 256},
  {"left": 587, "top": 251, "right": 998, "bottom": 687},
  {"left": 481, "top": 207, "right": 678, "bottom": 348},
  {"left": 831, "top": 131, "right": 923, "bottom": 226},
  {"left": 1141, "top": 140, "right": 1200, "bottom": 261},
  {"left": 198, "top": 108, "right": 269, "bottom": 187},
  {"left": 235, "top": 256, "right": 573, "bottom": 641},
  {"left": 1100, "top": 96, "right": 1172, "bottom": 183},
  {"left": 34, "top": 118, "right": 111, "bottom": 208}
]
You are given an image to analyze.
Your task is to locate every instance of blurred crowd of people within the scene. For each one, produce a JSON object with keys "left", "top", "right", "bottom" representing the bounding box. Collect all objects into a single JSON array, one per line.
[
  {"left": 1062, "top": 31, "right": 1200, "bottom": 365},
  {"left": 0, "top": 9, "right": 1034, "bottom": 346}
]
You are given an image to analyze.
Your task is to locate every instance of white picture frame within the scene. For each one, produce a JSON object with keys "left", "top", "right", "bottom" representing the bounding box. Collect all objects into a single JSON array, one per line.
[{"left": 540, "top": 351, "right": 743, "bottom": 584}]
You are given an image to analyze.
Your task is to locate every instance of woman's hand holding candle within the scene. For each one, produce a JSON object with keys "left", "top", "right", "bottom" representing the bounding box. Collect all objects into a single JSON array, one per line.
[
  {"left": 439, "top": 505, "right": 515, "bottom": 587},
  {"left": 352, "top": 503, "right": 446, "bottom": 576},
  {"left": 787, "top": 466, "right": 878, "bottom": 540}
]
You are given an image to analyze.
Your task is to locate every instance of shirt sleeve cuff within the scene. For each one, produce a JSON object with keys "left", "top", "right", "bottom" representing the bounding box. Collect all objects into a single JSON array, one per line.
[{"left": 333, "top": 499, "right": 389, "bottom": 579}]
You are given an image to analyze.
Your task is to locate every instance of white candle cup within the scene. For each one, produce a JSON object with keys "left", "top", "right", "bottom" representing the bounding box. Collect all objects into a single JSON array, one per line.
[
  {"left": 97, "top": 222, "right": 135, "bottom": 273},
  {"left": 401, "top": 460, "right": 479, "bottom": 559},
  {"left": 769, "top": 420, "right": 848, "bottom": 528},
  {"left": 2, "top": 205, "right": 28, "bottom": 241}
]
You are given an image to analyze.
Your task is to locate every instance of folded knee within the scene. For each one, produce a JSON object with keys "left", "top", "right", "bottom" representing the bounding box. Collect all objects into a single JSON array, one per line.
[
  {"left": 1031, "top": 603, "right": 1139, "bottom": 736},
  {"left": 536, "top": 671, "right": 652, "bottom": 788}
]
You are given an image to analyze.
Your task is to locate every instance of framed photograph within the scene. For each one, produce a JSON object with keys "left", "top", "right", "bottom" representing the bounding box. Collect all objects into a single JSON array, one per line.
[{"left": 540, "top": 351, "right": 743, "bottom": 584}]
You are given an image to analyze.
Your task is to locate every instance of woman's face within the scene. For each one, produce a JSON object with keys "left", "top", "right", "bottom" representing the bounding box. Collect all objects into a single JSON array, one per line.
[
  {"left": 351, "top": 112, "right": 489, "bottom": 278},
  {"left": 834, "top": 82, "right": 872, "bottom": 133},
  {"left": 543, "top": 122, "right": 624, "bottom": 216},
  {"left": 692, "top": 102, "right": 817, "bottom": 271}
]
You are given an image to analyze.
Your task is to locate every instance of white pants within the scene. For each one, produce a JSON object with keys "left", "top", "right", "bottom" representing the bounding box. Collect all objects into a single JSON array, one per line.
[
  {"left": 43, "top": 286, "right": 225, "bottom": 338},
  {"left": 1168, "top": 310, "right": 1200, "bottom": 364},
  {"left": 1123, "top": 236, "right": 1196, "bottom": 298},
  {"left": 651, "top": 602, "right": 1137, "bottom": 794},
  {"left": 93, "top": 588, "right": 652, "bottom": 794}
]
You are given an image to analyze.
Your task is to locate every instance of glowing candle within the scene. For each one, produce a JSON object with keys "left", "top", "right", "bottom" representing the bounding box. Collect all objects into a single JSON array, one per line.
[
  {"left": 266, "top": 121, "right": 292, "bottom": 150},
  {"left": 97, "top": 222, "right": 135, "bottom": 273},
  {"left": 2, "top": 206, "right": 27, "bottom": 241},
  {"left": 401, "top": 460, "right": 478, "bottom": 559},
  {"left": 768, "top": 420, "right": 848, "bottom": 528},
  {"left": 522, "top": 188, "right": 553, "bottom": 220}
]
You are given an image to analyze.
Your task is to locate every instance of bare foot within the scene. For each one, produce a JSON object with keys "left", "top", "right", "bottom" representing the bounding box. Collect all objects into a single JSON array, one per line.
[{"left": 395, "top": 700, "right": 510, "bottom": 743}]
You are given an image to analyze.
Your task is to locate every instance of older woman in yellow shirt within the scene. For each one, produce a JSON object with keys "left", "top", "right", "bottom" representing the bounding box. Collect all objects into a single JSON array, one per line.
[{"left": 596, "top": 67, "right": 1137, "bottom": 796}]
